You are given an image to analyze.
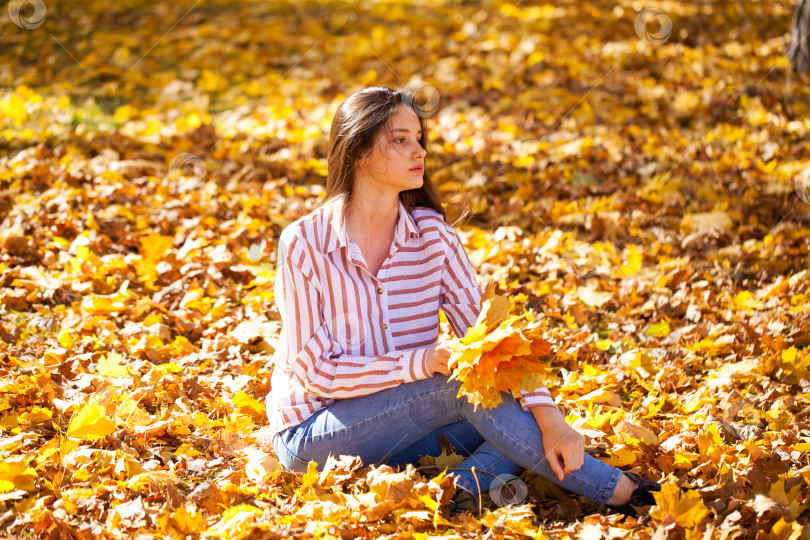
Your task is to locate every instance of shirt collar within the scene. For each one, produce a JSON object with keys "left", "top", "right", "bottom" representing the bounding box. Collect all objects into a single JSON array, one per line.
[{"left": 322, "top": 197, "right": 421, "bottom": 255}]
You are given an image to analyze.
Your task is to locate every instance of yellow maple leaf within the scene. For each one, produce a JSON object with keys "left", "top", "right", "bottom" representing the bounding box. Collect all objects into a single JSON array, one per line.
[
  {"left": 56, "top": 328, "right": 75, "bottom": 348},
  {"left": 470, "top": 281, "right": 513, "bottom": 331},
  {"left": 646, "top": 320, "right": 670, "bottom": 337},
  {"left": 782, "top": 346, "right": 810, "bottom": 378},
  {"left": 81, "top": 291, "right": 132, "bottom": 315},
  {"left": 482, "top": 295, "right": 513, "bottom": 330},
  {"left": 97, "top": 352, "right": 128, "bottom": 377},
  {"left": 576, "top": 285, "right": 613, "bottom": 308},
  {"left": 0, "top": 459, "right": 38, "bottom": 492},
  {"left": 614, "top": 417, "right": 660, "bottom": 446},
  {"left": 139, "top": 232, "right": 174, "bottom": 262},
  {"left": 600, "top": 446, "right": 637, "bottom": 468},
  {"left": 419, "top": 449, "right": 465, "bottom": 471},
  {"left": 19, "top": 406, "right": 52, "bottom": 424},
  {"left": 115, "top": 397, "right": 151, "bottom": 426},
  {"left": 768, "top": 478, "right": 806, "bottom": 520},
  {"left": 127, "top": 471, "right": 175, "bottom": 492},
  {"left": 67, "top": 394, "right": 117, "bottom": 441},
  {"left": 732, "top": 290, "right": 765, "bottom": 311},
  {"left": 618, "top": 244, "right": 642, "bottom": 275},
  {"left": 233, "top": 391, "right": 266, "bottom": 422},
  {"left": 757, "top": 518, "right": 804, "bottom": 540},
  {"left": 651, "top": 481, "right": 709, "bottom": 528},
  {"left": 204, "top": 504, "right": 261, "bottom": 539},
  {"left": 449, "top": 292, "right": 553, "bottom": 409},
  {"left": 135, "top": 233, "right": 174, "bottom": 286},
  {"left": 157, "top": 505, "right": 205, "bottom": 537},
  {"left": 1, "top": 93, "right": 27, "bottom": 125},
  {"left": 480, "top": 506, "right": 545, "bottom": 539}
]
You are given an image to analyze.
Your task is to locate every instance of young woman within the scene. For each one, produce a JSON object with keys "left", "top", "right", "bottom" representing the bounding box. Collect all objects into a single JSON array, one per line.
[{"left": 265, "top": 85, "right": 661, "bottom": 516}]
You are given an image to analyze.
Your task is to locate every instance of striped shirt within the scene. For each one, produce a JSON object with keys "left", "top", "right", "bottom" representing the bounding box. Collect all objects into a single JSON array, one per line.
[{"left": 265, "top": 196, "right": 558, "bottom": 437}]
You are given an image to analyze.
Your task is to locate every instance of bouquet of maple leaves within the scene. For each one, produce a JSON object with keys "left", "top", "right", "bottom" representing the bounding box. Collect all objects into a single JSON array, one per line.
[{"left": 447, "top": 284, "right": 555, "bottom": 409}]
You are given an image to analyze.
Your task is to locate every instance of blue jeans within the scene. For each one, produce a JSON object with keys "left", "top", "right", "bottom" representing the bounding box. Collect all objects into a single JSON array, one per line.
[{"left": 271, "top": 375, "right": 623, "bottom": 505}]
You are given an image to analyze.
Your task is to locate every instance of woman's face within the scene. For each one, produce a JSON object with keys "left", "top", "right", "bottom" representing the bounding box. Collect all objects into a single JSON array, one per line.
[{"left": 353, "top": 106, "right": 426, "bottom": 195}]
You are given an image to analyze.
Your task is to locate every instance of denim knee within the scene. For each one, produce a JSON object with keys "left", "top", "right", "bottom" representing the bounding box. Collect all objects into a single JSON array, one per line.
[{"left": 272, "top": 432, "right": 310, "bottom": 473}]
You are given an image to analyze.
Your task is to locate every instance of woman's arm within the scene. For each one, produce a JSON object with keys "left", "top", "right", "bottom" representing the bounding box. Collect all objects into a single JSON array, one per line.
[
  {"left": 439, "top": 230, "right": 560, "bottom": 412},
  {"left": 276, "top": 237, "right": 434, "bottom": 399},
  {"left": 530, "top": 404, "right": 585, "bottom": 481},
  {"left": 438, "top": 227, "right": 585, "bottom": 480},
  {"left": 437, "top": 230, "right": 482, "bottom": 339}
]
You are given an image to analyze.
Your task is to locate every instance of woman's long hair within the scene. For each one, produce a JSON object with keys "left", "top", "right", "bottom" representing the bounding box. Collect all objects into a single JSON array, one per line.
[{"left": 323, "top": 85, "right": 446, "bottom": 221}]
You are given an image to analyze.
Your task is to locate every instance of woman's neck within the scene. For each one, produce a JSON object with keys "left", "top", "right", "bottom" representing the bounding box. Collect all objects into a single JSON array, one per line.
[{"left": 345, "top": 187, "right": 399, "bottom": 246}]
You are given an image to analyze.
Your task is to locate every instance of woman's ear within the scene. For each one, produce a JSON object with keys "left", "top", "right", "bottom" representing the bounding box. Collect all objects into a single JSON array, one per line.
[{"left": 355, "top": 148, "right": 369, "bottom": 167}]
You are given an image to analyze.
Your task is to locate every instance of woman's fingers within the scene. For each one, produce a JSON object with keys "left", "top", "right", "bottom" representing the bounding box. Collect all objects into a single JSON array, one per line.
[
  {"left": 562, "top": 437, "right": 585, "bottom": 473},
  {"left": 438, "top": 359, "right": 451, "bottom": 375},
  {"left": 563, "top": 451, "right": 582, "bottom": 473},
  {"left": 426, "top": 350, "right": 451, "bottom": 376},
  {"left": 535, "top": 414, "right": 587, "bottom": 483},
  {"left": 436, "top": 349, "right": 451, "bottom": 375},
  {"left": 426, "top": 345, "right": 453, "bottom": 375},
  {"left": 546, "top": 449, "right": 565, "bottom": 482}
]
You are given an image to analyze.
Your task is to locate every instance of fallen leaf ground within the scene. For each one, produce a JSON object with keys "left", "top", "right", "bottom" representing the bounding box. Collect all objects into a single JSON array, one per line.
[{"left": 0, "top": 0, "right": 809, "bottom": 538}]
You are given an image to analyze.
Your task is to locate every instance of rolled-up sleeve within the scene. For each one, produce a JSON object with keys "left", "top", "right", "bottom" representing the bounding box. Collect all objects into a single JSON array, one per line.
[
  {"left": 439, "top": 230, "right": 559, "bottom": 412},
  {"left": 517, "top": 388, "right": 558, "bottom": 412},
  {"left": 275, "top": 236, "right": 433, "bottom": 400}
]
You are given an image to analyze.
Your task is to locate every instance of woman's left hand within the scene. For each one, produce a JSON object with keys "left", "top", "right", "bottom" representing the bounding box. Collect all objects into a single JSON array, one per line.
[
  {"left": 530, "top": 406, "right": 585, "bottom": 482},
  {"left": 426, "top": 341, "right": 453, "bottom": 376}
]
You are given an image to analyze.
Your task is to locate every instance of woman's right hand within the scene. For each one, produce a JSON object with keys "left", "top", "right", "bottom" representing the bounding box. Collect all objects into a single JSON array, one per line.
[{"left": 426, "top": 341, "right": 453, "bottom": 376}]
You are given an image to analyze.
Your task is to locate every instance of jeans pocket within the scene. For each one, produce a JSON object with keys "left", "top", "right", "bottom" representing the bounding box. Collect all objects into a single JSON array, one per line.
[{"left": 273, "top": 431, "right": 311, "bottom": 473}]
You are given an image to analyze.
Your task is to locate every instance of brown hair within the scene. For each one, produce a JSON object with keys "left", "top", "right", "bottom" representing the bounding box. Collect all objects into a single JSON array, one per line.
[{"left": 323, "top": 85, "right": 447, "bottom": 221}]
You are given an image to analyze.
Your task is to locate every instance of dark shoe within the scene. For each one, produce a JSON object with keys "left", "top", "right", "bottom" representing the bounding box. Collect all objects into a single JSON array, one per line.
[
  {"left": 605, "top": 472, "right": 662, "bottom": 518},
  {"left": 447, "top": 484, "right": 480, "bottom": 516}
]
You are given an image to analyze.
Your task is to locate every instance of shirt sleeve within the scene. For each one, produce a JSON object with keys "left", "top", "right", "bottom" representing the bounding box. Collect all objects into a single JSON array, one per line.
[
  {"left": 517, "top": 388, "right": 558, "bottom": 412},
  {"left": 439, "top": 231, "right": 484, "bottom": 339},
  {"left": 275, "top": 237, "right": 433, "bottom": 400},
  {"left": 440, "top": 229, "right": 560, "bottom": 412}
]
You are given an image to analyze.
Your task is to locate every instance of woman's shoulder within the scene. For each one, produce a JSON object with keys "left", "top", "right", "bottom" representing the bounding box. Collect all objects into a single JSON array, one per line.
[
  {"left": 411, "top": 206, "right": 460, "bottom": 244},
  {"left": 276, "top": 203, "right": 332, "bottom": 263}
]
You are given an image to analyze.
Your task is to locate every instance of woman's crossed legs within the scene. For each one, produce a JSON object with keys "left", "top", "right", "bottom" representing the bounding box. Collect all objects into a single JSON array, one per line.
[
  {"left": 272, "top": 375, "right": 622, "bottom": 506},
  {"left": 385, "top": 418, "right": 527, "bottom": 498}
]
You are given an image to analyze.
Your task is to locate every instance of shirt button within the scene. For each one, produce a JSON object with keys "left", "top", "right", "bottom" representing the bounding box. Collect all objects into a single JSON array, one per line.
[
  {"left": 377, "top": 287, "right": 383, "bottom": 294},
  {"left": 388, "top": 255, "right": 393, "bottom": 259},
  {"left": 383, "top": 323, "right": 388, "bottom": 329}
]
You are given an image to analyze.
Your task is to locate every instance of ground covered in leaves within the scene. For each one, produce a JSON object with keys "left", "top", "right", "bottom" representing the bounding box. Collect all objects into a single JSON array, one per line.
[{"left": 1, "top": 0, "right": 810, "bottom": 538}]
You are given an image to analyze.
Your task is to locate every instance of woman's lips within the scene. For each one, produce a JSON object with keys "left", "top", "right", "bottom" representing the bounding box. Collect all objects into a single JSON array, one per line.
[{"left": 410, "top": 166, "right": 423, "bottom": 173}]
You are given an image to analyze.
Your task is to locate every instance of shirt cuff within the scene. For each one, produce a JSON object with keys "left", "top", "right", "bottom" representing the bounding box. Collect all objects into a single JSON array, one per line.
[
  {"left": 518, "top": 388, "right": 559, "bottom": 412},
  {"left": 399, "top": 347, "right": 432, "bottom": 383}
]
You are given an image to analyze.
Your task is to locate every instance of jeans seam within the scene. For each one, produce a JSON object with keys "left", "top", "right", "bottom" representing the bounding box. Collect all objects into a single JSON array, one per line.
[
  {"left": 453, "top": 453, "right": 509, "bottom": 492},
  {"left": 478, "top": 453, "right": 509, "bottom": 474},
  {"left": 596, "top": 467, "right": 622, "bottom": 505},
  {"left": 476, "top": 454, "right": 509, "bottom": 489}
]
